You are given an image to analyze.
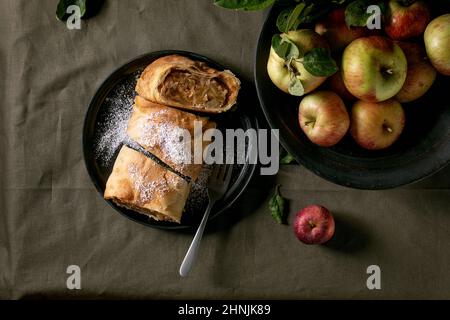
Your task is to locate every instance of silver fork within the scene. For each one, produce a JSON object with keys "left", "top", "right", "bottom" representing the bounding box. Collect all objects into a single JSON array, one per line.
[{"left": 179, "top": 164, "right": 233, "bottom": 277}]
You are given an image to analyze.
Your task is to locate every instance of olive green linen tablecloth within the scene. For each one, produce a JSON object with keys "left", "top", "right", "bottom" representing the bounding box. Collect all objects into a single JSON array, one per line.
[{"left": 1, "top": 0, "right": 450, "bottom": 299}]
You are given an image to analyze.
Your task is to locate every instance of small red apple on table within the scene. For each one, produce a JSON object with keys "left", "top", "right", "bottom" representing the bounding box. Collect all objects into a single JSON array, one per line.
[
  {"left": 384, "top": 0, "right": 431, "bottom": 40},
  {"left": 294, "top": 205, "right": 335, "bottom": 245}
]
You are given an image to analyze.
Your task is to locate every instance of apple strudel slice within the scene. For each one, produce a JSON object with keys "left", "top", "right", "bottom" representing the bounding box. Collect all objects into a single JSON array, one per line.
[
  {"left": 135, "top": 54, "right": 240, "bottom": 113},
  {"left": 127, "top": 95, "right": 216, "bottom": 181},
  {"left": 104, "top": 145, "right": 190, "bottom": 223}
]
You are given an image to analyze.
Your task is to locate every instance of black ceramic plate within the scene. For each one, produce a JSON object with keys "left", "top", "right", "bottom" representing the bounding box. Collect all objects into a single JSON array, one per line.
[
  {"left": 83, "top": 50, "right": 258, "bottom": 229},
  {"left": 255, "top": 6, "right": 450, "bottom": 190}
]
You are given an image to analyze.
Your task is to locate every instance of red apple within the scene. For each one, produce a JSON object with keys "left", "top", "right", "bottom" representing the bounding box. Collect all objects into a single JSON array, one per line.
[
  {"left": 328, "top": 70, "right": 356, "bottom": 101},
  {"left": 298, "top": 91, "right": 350, "bottom": 147},
  {"left": 424, "top": 14, "right": 450, "bottom": 76},
  {"left": 342, "top": 36, "right": 407, "bottom": 102},
  {"left": 315, "top": 8, "right": 368, "bottom": 52},
  {"left": 351, "top": 99, "right": 405, "bottom": 150},
  {"left": 385, "top": 0, "right": 430, "bottom": 40},
  {"left": 294, "top": 205, "right": 335, "bottom": 245},
  {"left": 395, "top": 42, "right": 436, "bottom": 103}
]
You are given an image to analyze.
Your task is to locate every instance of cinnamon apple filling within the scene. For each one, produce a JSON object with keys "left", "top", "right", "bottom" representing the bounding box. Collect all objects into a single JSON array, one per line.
[{"left": 160, "top": 70, "right": 229, "bottom": 110}]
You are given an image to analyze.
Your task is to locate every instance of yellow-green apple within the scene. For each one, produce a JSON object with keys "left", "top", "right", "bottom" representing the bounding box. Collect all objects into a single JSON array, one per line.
[
  {"left": 294, "top": 205, "right": 335, "bottom": 245},
  {"left": 328, "top": 69, "right": 355, "bottom": 101},
  {"left": 315, "top": 8, "right": 368, "bottom": 52},
  {"left": 424, "top": 14, "right": 450, "bottom": 76},
  {"left": 267, "top": 29, "right": 330, "bottom": 95},
  {"left": 351, "top": 99, "right": 405, "bottom": 150},
  {"left": 385, "top": 0, "right": 430, "bottom": 40},
  {"left": 298, "top": 91, "right": 350, "bottom": 147},
  {"left": 342, "top": 36, "right": 407, "bottom": 102},
  {"left": 395, "top": 42, "right": 436, "bottom": 103}
]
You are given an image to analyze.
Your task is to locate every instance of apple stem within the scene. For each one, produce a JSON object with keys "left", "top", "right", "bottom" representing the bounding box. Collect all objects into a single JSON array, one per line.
[
  {"left": 304, "top": 120, "right": 315, "bottom": 128},
  {"left": 384, "top": 125, "right": 393, "bottom": 133}
]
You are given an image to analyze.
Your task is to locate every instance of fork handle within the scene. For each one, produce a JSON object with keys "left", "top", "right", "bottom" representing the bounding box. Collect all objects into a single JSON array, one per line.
[{"left": 179, "top": 201, "right": 215, "bottom": 277}]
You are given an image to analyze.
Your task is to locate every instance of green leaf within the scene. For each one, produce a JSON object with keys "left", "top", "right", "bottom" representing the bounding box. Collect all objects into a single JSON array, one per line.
[
  {"left": 302, "top": 48, "right": 338, "bottom": 77},
  {"left": 281, "top": 34, "right": 300, "bottom": 60},
  {"left": 285, "top": 3, "right": 305, "bottom": 32},
  {"left": 299, "top": 3, "right": 330, "bottom": 24},
  {"left": 288, "top": 75, "right": 304, "bottom": 96},
  {"left": 276, "top": 9, "right": 292, "bottom": 33},
  {"left": 276, "top": 3, "right": 314, "bottom": 33},
  {"left": 280, "top": 152, "right": 297, "bottom": 164},
  {"left": 345, "top": 0, "right": 385, "bottom": 27},
  {"left": 213, "top": 0, "right": 275, "bottom": 10},
  {"left": 276, "top": 0, "right": 349, "bottom": 31},
  {"left": 56, "top": 0, "right": 87, "bottom": 21},
  {"left": 271, "top": 34, "right": 300, "bottom": 60},
  {"left": 271, "top": 34, "right": 290, "bottom": 59},
  {"left": 268, "top": 185, "right": 287, "bottom": 224}
]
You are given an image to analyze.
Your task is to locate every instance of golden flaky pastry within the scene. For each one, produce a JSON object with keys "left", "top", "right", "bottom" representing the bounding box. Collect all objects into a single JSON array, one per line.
[
  {"left": 104, "top": 146, "right": 190, "bottom": 223},
  {"left": 127, "top": 96, "right": 216, "bottom": 181},
  {"left": 136, "top": 55, "right": 240, "bottom": 113}
]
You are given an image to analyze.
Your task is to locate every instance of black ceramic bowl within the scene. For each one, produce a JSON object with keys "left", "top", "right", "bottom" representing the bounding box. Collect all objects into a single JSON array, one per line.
[
  {"left": 83, "top": 50, "right": 258, "bottom": 229},
  {"left": 255, "top": 6, "right": 450, "bottom": 190}
]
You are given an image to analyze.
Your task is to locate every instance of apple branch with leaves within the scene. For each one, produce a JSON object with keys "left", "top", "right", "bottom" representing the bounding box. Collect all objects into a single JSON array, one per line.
[
  {"left": 214, "top": 0, "right": 388, "bottom": 29},
  {"left": 272, "top": 33, "right": 338, "bottom": 96}
]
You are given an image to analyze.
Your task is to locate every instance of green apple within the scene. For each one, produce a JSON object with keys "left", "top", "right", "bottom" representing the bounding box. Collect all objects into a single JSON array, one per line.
[
  {"left": 342, "top": 36, "right": 407, "bottom": 102},
  {"left": 395, "top": 42, "right": 436, "bottom": 103},
  {"left": 351, "top": 99, "right": 405, "bottom": 150},
  {"left": 267, "top": 29, "right": 330, "bottom": 95},
  {"left": 424, "top": 14, "right": 450, "bottom": 76},
  {"left": 299, "top": 91, "right": 350, "bottom": 147}
]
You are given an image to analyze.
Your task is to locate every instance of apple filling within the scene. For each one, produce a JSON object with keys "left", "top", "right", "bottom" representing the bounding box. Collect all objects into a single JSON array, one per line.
[{"left": 160, "top": 70, "right": 229, "bottom": 110}]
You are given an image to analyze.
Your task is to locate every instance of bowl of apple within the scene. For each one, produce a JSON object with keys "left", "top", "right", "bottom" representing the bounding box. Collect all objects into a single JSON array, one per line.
[{"left": 255, "top": 0, "right": 450, "bottom": 189}]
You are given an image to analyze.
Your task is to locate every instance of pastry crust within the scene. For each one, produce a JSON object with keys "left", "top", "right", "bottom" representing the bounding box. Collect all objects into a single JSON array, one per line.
[
  {"left": 104, "top": 146, "right": 190, "bottom": 223},
  {"left": 136, "top": 55, "right": 240, "bottom": 113},
  {"left": 127, "top": 96, "right": 216, "bottom": 181}
]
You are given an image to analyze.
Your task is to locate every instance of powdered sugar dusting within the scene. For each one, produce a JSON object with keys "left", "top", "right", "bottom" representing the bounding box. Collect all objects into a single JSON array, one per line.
[
  {"left": 128, "top": 163, "right": 169, "bottom": 204},
  {"left": 94, "top": 70, "right": 141, "bottom": 165},
  {"left": 134, "top": 114, "right": 192, "bottom": 166}
]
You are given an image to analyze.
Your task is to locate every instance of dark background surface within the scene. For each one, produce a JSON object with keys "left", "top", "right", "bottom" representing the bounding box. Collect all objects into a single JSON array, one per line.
[{"left": 0, "top": 0, "right": 449, "bottom": 299}]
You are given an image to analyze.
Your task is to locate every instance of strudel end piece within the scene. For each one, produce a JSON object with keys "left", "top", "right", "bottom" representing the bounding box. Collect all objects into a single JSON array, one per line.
[{"left": 104, "top": 145, "right": 190, "bottom": 223}]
